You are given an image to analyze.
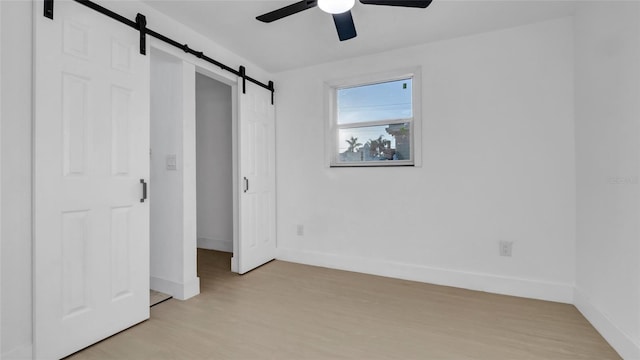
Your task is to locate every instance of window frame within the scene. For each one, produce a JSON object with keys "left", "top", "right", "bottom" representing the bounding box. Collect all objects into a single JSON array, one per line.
[{"left": 325, "top": 68, "right": 422, "bottom": 168}]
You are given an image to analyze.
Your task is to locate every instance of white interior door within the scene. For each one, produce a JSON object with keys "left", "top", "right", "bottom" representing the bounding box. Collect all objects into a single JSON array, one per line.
[
  {"left": 238, "top": 82, "right": 276, "bottom": 274},
  {"left": 34, "top": 2, "right": 150, "bottom": 358}
]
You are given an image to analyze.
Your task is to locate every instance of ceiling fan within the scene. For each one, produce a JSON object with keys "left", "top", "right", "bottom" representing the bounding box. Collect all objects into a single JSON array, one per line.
[{"left": 256, "top": 0, "right": 433, "bottom": 42}]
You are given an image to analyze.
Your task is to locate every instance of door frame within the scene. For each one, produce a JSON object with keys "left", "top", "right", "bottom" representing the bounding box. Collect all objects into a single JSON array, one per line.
[
  {"left": 193, "top": 67, "right": 240, "bottom": 272},
  {"left": 148, "top": 40, "right": 240, "bottom": 273}
]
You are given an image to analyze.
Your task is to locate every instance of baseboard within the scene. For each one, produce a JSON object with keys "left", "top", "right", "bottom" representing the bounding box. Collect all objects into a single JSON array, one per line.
[
  {"left": 276, "top": 248, "right": 574, "bottom": 303},
  {"left": 197, "top": 237, "right": 232, "bottom": 252},
  {"left": 1, "top": 343, "right": 33, "bottom": 360},
  {"left": 574, "top": 288, "right": 640, "bottom": 359},
  {"left": 150, "top": 276, "right": 200, "bottom": 301}
]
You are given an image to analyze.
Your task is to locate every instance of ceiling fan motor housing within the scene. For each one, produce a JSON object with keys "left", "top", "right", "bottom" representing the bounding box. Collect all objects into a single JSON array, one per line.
[{"left": 318, "top": 0, "right": 356, "bottom": 14}]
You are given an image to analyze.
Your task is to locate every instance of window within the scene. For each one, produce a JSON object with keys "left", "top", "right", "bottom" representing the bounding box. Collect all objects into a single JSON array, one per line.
[{"left": 327, "top": 69, "right": 420, "bottom": 167}]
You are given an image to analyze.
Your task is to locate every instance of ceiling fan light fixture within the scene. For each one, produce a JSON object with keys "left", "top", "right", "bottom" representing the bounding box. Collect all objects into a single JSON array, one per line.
[{"left": 318, "top": 0, "right": 355, "bottom": 14}]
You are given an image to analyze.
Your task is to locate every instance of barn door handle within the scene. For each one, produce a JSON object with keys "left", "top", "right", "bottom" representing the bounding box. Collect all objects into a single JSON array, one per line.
[
  {"left": 243, "top": 177, "right": 249, "bottom": 193},
  {"left": 140, "top": 179, "right": 148, "bottom": 202}
]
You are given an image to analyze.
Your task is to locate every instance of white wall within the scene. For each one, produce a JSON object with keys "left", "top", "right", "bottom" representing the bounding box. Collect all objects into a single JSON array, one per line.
[
  {"left": 0, "top": 0, "right": 272, "bottom": 356},
  {"left": 1, "top": 1, "right": 33, "bottom": 358},
  {"left": 574, "top": 2, "right": 640, "bottom": 358},
  {"left": 150, "top": 49, "right": 199, "bottom": 300},
  {"left": 275, "top": 17, "right": 576, "bottom": 303},
  {"left": 196, "top": 74, "right": 233, "bottom": 252}
]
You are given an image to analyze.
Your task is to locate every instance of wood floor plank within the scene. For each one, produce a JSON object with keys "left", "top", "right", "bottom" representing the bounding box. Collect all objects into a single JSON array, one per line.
[
  {"left": 150, "top": 290, "right": 172, "bottom": 307},
  {"left": 68, "top": 249, "right": 620, "bottom": 359}
]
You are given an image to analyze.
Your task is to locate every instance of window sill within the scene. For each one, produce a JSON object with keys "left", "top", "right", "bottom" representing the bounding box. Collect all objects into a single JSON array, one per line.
[{"left": 330, "top": 161, "right": 415, "bottom": 168}]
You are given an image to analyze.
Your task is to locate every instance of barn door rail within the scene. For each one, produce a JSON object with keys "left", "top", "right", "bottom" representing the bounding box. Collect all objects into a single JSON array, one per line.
[{"left": 43, "top": 0, "right": 276, "bottom": 104}]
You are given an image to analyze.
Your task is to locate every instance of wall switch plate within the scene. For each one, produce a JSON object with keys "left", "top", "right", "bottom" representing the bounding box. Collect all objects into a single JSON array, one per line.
[
  {"left": 166, "top": 154, "right": 177, "bottom": 171},
  {"left": 499, "top": 241, "right": 513, "bottom": 257},
  {"left": 296, "top": 224, "right": 304, "bottom": 236}
]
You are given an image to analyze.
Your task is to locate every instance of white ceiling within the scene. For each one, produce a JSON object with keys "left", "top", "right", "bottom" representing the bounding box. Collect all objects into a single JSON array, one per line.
[{"left": 142, "top": 0, "right": 581, "bottom": 73}]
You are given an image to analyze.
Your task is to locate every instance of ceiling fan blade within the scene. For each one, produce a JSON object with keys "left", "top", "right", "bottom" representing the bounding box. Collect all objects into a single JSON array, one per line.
[
  {"left": 332, "top": 11, "right": 357, "bottom": 41},
  {"left": 256, "top": 0, "right": 318, "bottom": 23},
  {"left": 359, "top": 0, "right": 432, "bottom": 8}
]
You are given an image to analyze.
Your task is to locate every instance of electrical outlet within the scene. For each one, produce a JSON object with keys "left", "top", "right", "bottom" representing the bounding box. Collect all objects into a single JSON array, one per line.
[
  {"left": 499, "top": 241, "right": 513, "bottom": 257},
  {"left": 296, "top": 224, "right": 304, "bottom": 236}
]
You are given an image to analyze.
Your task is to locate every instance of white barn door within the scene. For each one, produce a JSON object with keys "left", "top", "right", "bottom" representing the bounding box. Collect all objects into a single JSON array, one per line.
[
  {"left": 238, "top": 82, "right": 276, "bottom": 274},
  {"left": 34, "top": 2, "right": 150, "bottom": 358}
]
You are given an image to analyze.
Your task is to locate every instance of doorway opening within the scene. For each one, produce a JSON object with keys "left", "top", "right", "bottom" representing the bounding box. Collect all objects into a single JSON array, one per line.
[
  {"left": 149, "top": 47, "right": 239, "bottom": 303},
  {"left": 195, "top": 73, "right": 234, "bottom": 256}
]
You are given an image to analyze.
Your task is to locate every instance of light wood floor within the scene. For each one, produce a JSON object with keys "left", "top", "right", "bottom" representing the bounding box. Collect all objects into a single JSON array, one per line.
[
  {"left": 149, "top": 290, "right": 172, "bottom": 307},
  {"left": 69, "top": 249, "right": 620, "bottom": 359}
]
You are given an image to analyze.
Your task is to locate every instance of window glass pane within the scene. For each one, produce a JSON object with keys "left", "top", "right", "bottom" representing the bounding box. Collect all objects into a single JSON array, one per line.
[
  {"left": 337, "top": 79, "right": 412, "bottom": 125},
  {"left": 338, "top": 123, "right": 411, "bottom": 163}
]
